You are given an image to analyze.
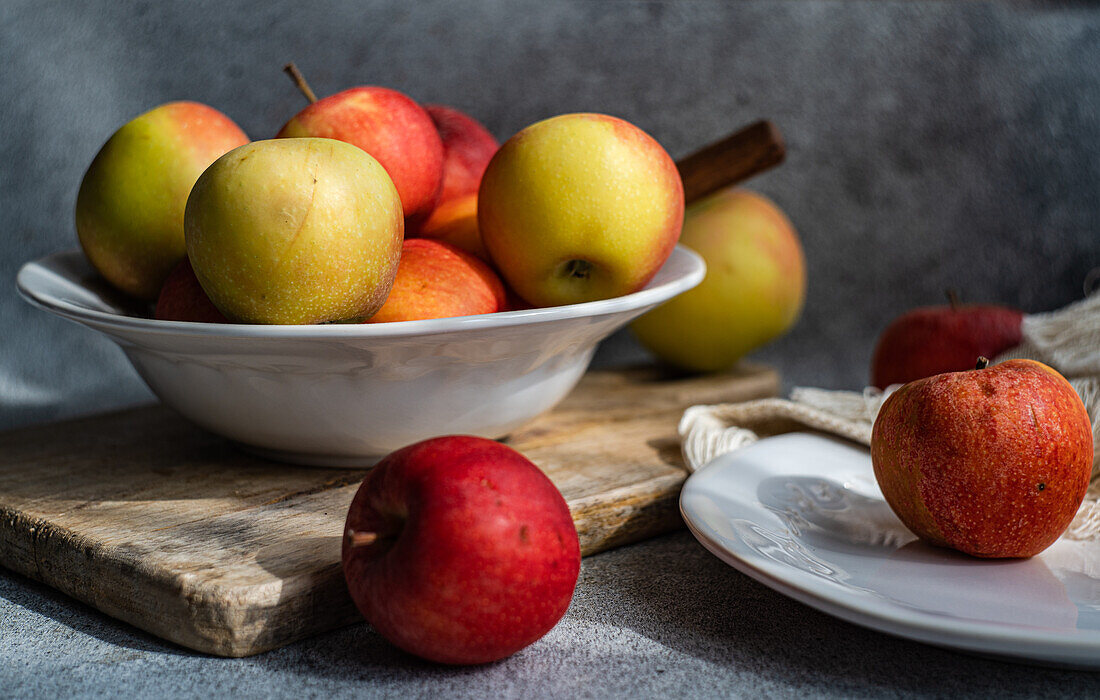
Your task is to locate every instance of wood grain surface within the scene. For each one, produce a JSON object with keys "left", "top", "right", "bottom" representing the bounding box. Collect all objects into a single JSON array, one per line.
[{"left": 0, "top": 364, "right": 778, "bottom": 657}]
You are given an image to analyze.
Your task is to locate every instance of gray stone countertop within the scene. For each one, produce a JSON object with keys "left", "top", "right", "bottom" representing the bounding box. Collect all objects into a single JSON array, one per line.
[{"left": 4, "top": 530, "right": 1100, "bottom": 698}]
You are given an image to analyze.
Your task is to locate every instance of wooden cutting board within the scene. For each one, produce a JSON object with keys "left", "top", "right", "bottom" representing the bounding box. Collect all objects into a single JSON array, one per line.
[{"left": 0, "top": 363, "right": 777, "bottom": 657}]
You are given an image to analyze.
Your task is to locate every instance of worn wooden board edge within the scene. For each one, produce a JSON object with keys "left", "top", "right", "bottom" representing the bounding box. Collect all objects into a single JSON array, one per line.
[
  {"left": 0, "top": 474, "right": 691, "bottom": 657},
  {"left": 0, "top": 365, "right": 780, "bottom": 657}
]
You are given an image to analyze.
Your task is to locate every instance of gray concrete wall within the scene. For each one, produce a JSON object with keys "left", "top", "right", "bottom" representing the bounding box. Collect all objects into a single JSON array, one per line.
[{"left": 2, "top": 0, "right": 1098, "bottom": 429}]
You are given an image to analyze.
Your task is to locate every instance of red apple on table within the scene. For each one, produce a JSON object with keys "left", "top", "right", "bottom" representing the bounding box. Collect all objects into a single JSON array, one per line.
[
  {"left": 154, "top": 257, "right": 227, "bottom": 323},
  {"left": 277, "top": 67, "right": 443, "bottom": 226},
  {"left": 425, "top": 104, "right": 499, "bottom": 205},
  {"left": 342, "top": 435, "right": 581, "bottom": 665},
  {"left": 871, "top": 358, "right": 1093, "bottom": 558},
  {"left": 871, "top": 294, "right": 1023, "bottom": 388},
  {"left": 478, "top": 113, "right": 683, "bottom": 307},
  {"left": 367, "top": 239, "right": 506, "bottom": 323}
]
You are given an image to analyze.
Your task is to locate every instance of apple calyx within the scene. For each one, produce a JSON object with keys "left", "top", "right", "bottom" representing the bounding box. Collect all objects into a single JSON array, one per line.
[
  {"left": 975, "top": 356, "right": 990, "bottom": 370},
  {"left": 283, "top": 62, "right": 319, "bottom": 104},
  {"left": 561, "top": 259, "right": 593, "bottom": 281},
  {"left": 344, "top": 528, "right": 379, "bottom": 548}
]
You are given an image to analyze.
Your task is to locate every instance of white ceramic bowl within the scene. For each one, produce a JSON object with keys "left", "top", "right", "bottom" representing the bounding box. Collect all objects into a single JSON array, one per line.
[{"left": 18, "top": 247, "right": 705, "bottom": 466}]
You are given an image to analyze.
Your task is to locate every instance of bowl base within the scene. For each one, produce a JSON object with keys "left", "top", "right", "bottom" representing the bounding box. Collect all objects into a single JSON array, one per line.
[{"left": 236, "top": 442, "right": 383, "bottom": 469}]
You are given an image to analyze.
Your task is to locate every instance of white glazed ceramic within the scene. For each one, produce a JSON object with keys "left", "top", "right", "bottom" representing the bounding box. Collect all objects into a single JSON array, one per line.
[
  {"left": 680, "top": 432, "right": 1100, "bottom": 669},
  {"left": 18, "top": 246, "right": 704, "bottom": 466}
]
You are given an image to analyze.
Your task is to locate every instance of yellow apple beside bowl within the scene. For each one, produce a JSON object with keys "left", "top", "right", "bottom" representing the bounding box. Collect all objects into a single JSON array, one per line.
[{"left": 632, "top": 188, "right": 805, "bottom": 372}]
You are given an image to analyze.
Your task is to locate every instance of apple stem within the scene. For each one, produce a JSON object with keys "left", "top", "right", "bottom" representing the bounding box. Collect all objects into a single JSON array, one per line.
[
  {"left": 345, "top": 528, "right": 379, "bottom": 548},
  {"left": 283, "top": 62, "right": 319, "bottom": 104},
  {"left": 975, "top": 356, "right": 990, "bottom": 370},
  {"left": 946, "top": 289, "right": 960, "bottom": 312}
]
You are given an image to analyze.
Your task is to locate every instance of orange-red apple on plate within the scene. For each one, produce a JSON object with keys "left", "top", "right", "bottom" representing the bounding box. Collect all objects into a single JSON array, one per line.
[
  {"left": 277, "top": 87, "right": 443, "bottom": 225},
  {"left": 425, "top": 104, "right": 499, "bottom": 204},
  {"left": 368, "top": 239, "right": 506, "bottom": 323},
  {"left": 478, "top": 113, "right": 683, "bottom": 307},
  {"left": 415, "top": 193, "right": 489, "bottom": 261},
  {"left": 154, "top": 257, "right": 227, "bottom": 323},
  {"left": 871, "top": 358, "right": 1093, "bottom": 558}
]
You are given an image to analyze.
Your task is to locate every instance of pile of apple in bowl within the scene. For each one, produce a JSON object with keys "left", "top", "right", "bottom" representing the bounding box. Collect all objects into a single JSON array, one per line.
[{"left": 18, "top": 68, "right": 713, "bottom": 465}]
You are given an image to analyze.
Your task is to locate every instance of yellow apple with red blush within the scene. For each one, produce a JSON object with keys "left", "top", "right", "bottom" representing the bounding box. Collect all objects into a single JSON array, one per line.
[
  {"left": 478, "top": 113, "right": 684, "bottom": 307},
  {"left": 185, "top": 138, "right": 404, "bottom": 325},
  {"left": 631, "top": 188, "right": 805, "bottom": 371},
  {"left": 76, "top": 101, "right": 249, "bottom": 299}
]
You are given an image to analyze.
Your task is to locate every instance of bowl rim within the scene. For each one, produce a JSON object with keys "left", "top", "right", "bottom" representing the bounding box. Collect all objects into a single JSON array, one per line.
[{"left": 17, "top": 245, "right": 706, "bottom": 339}]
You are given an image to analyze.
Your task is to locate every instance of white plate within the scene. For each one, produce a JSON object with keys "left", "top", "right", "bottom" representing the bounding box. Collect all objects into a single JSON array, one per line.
[{"left": 680, "top": 432, "right": 1100, "bottom": 669}]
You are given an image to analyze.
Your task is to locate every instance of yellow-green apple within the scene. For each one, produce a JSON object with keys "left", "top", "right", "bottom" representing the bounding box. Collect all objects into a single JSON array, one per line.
[
  {"left": 478, "top": 113, "right": 683, "bottom": 307},
  {"left": 75, "top": 101, "right": 249, "bottom": 299},
  {"left": 342, "top": 435, "right": 581, "bottom": 665},
  {"left": 630, "top": 188, "right": 805, "bottom": 372},
  {"left": 425, "top": 104, "right": 499, "bottom": 204},
  {"left": 154, "top": 257, "right": 227, "bottom": 324},
  {"left": 277, "top": 86, "right": 443, "bottom": 226},
  {"left": 414, "top": 193, "right": 490, "bottom": 261},
  {"left": 871, "top": 297, "right": 1023, "bottom": 388},
  {"left": 367, "top": 239, "right": 505, "bottom": 323},
  {"left": 185, "top": 138, "right": 403, "bottom": 324},
  {"left": 871, "top": 358, "right": 1093, "bottom": 558}
]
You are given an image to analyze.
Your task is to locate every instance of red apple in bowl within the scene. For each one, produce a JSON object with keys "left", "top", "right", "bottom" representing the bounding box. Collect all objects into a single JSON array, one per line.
[
  {"left": 342, "top": 435, "right": 581, "bottom": 664},
  {"left": 414, "top": 193, "right": 489, "bottom": 261},
  {"left": 425, "top": 104, "right": 499, "bottom": 206},
  {"left": 277, "top": 77, "right": 443, "bottom": 226},
  {"left": 871, "top": 295, "right": 1023, "bottom": 388},
  {"left": 871, "top": 358, "right": 1093, "bottom": 558},
  {"left": 154, "top": 257, "right": 227, "bottom": 323},
  {"left": 367, "top": 239, "right": 506, "bottom": 323}
]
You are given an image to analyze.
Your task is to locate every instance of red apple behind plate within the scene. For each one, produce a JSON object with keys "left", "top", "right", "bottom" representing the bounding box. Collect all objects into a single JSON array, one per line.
[{"left": 871, "top": 294, "right": 1023, "bottom": 388}]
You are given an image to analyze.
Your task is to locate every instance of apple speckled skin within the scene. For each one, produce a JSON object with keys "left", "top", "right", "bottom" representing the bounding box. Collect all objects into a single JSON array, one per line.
[
  {"left": 871, "top": 359, "right": 1093, "bottom": 558},
  {"left": 342, "top": 436, "right": 581, "bottom": 665},
  {"left": 870, "top": 304, "right": 1023, "bottom": 388},
  {"left": 185, "top": 138, "right": 404, "bottom": 325}
]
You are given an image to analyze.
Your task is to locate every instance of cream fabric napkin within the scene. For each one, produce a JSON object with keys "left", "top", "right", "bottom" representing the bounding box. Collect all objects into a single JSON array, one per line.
[{"left": 679, "top": 292, "right": 1100, "bottom": 540}]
